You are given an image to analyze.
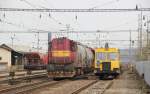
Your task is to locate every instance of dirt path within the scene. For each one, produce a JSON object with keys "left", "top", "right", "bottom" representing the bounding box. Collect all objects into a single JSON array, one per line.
[{"left": 104, "top": 66, "right": 145, "bottom": 94}]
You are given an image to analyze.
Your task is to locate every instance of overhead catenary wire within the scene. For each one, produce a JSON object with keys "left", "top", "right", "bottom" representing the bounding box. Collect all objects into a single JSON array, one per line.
[
  {"left": 0, "top": 0, "right": 147, "bottom": 33},
  {"left": 19, "top": 0, "right": 67, "bottom": 27},
  {"left": 0, "top": 10, "right": 64, "bottom": 32},
  {"left": 0, "top": 1, "right": 143, "bottom": 49},
  {"left": 0, "top": 2, "right": 148, "bottom": 32},
  {"left": 20, "top": 0, "right": 40, "bottom": 8},
  {"left": 0, "top": 18, "right": 52, "bottom": 32},
  {"left": 0, "top": 8, "right": 150, "bottom": 12},
  {"left": 0, "top": 29, "right": 138, "bottom": 33},
  {"left": 106, "top": 18, "right": 138, "bottom": 29},
  {"left": 90, "top": 0, "right": 120, "bottom": 9}
]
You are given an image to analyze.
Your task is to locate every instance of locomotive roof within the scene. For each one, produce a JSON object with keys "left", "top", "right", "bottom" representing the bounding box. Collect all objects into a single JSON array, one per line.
[
  {"left": 23, "top": 52, "right": 41, "bottom": 58},
  {"left": 51, "top": 37, "right": 93, "bottom": 49}
]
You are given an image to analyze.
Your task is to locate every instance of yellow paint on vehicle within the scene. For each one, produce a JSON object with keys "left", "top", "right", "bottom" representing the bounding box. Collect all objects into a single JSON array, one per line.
[
  {"left": 52, "top": 51, "right": 71, "bottom": 57},
  {"left": 94, "top": 48, "right": 120, "bottom": 72},
  {"left": 95, "top": 48, "right": 119, "bottom": 53}
]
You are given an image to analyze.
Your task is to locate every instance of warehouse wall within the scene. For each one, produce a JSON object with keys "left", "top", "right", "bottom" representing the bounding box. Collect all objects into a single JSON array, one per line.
[{"left": 0, "top": 48, "right": 11, "bottom": 71}]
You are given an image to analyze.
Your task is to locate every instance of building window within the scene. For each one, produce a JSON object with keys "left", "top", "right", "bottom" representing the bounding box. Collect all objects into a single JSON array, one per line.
[{"left": 0, "top": 57, "right": 2, "bottom": 60}]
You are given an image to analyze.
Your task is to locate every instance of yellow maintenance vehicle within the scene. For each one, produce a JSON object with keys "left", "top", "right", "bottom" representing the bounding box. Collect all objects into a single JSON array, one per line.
[{"left": 94, "top": 43, "right": 121, "bottom": 78}]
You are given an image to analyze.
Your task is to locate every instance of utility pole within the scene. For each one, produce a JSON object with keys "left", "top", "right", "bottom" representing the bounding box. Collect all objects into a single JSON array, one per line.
[
  {"left": 96, "top": 30, "right": 101, "bottom": 48},
  {"left": 99, "top": 33, "right": 101, "bottom": 47},
  {"left": 37, "top": 32, "right": 40, "bottom": 52},
  {"left": 129, "top": 30, "right": 132, "bottom": 63},
  {"left": 48, "top": 32, "right": 51, "bottom": 64},
  {"left": 66, "top": 24, "right": 70, "bottom": 38},
  {"left": 140, "top": 11, "right": 143, "bottom": 57},
  {"left": 11, "top": 33, "right": 15, "bottom": 49},
  {"left": 146, "top": 16, "right": 150, "bottom": 46},
  {"left": 96, "top": 32, "right": 99, "bottom": 48},
  {"left": 139, "top": 11, "right": 143, "bottom": 57}
]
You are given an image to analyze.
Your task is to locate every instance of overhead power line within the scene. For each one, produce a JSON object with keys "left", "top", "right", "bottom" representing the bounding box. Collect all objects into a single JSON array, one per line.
[
  {"left": 0, "top": 30, "right": 138, "bottom": 33},
  {"left": 20, "top": 0, "right": 68, "bottom": 27},
  {"left": 0, "top": 8, "right": 150, "bottom": 12},
  {"left": 20, "top": 0, "right": 39, "bottom": 8},
  {"left": 0, "top": 18, "right": 53, "bottom": 32},
  {"left": 73, "top": 39, "right": 138, "bottom": 41},
  {"left": 90, "top": 0, "right": 119, "bottom": 9}
]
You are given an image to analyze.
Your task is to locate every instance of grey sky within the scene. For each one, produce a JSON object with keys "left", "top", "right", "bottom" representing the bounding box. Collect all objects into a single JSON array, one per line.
[
  {"left": 0, "top": 0, "right": 150, "bottom": 8},
  {"left": 0, "top": 0, "right": 150, "bottom": 52}
]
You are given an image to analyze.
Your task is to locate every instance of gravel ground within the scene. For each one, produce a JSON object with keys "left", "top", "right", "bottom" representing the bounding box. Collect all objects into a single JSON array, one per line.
[
  {"left": 0, "top": 84, "right": 10, "bottom": 89},
  {"left": 79, "top": 80, "right": 112, "bottom": 94},
  {"left": 104, "top": 67, "right": 146, "bottom": 94},
  {"left": 0, "top": 78, "right": 47, "bottom": 90},
  {"left": 104, "top": 80, "right": 142, "bottom": 94},
  {"left": 0, "top": 66, "right": 149, "bottom": 94}
]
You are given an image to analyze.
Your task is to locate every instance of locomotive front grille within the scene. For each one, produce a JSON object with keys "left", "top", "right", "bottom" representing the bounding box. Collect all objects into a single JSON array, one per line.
[
  {"left": 47, "top": 63, "right": 74, "bottom": 72},
  {"left": 102, "top": 62, "right": 111, "bottom": 72}
]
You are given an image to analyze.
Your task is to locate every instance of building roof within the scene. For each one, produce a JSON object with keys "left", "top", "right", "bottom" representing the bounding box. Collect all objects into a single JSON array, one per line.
[
  {"left": 0, "top": 44, "right": 23, "bottom": 55},
  {"left": 0, "top": 44, "right": 13, "bottom": 51}
]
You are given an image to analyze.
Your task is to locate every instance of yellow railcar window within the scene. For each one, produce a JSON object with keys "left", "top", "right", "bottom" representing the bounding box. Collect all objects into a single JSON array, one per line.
[
  {"left": 108, "top": 53, "right": 118, "bottom": 60},
  {"left": 96, "top": 52, "right": 119, "bottom": 60},
  {"left": 96, "top": 53, "right": 106, "bottom": 60}
]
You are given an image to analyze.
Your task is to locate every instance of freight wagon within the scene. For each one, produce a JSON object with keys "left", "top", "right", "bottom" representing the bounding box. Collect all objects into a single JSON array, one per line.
[
  {"left": 47, "top": 37, "right": 94, "bottom": 78},
  {"left": 24, "top": 52, "right": 47, "bottom": 70}
]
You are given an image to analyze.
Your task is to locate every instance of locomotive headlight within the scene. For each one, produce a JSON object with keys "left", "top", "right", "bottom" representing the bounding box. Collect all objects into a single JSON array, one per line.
[
  {"left": 94, "top": 70, "right": 97, "bottom": 73},
  {"left": 116, "top": 69, "right": 120, "bottom": 73},
  {"left": 97, "top": 61, "right": 100, "bottom": 67}
]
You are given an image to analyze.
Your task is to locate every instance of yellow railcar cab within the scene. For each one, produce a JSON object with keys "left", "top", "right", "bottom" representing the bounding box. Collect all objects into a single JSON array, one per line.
[{"left": 94, "top": 48, "right": 121, "bottom": 77}]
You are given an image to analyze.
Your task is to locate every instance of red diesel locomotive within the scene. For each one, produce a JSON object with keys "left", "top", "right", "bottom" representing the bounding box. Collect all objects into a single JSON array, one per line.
[{"left": 47, "top": 37, "right": 94, "bottom": 78}]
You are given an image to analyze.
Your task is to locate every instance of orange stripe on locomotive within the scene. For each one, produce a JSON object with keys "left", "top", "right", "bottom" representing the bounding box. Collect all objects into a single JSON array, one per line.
[
  {"left": 52, "top": 51, "right": 71, "bottom": 57},
  {"left": 49, "top": 37, "right": 75, "bottom": 64}
]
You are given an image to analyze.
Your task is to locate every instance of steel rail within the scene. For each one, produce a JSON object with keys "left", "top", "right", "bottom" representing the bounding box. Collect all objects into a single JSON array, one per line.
[
  {"left": 0, "top": 80, "right": 50, "bottom": 94},
  {"left": 0, "top": 72, "right": 47, "bottom": 84},
  {"left": 71, "top": 80, "right": 98, "bottom": 94},
  {"left": 0, "top": 80, "right": 69, "bottom": 94},
  {"left": 71, "top": 80, "right": 113, "bottom": 94},
  {"left": 15, "top": 80, "right": 68, "bottom": 94}
]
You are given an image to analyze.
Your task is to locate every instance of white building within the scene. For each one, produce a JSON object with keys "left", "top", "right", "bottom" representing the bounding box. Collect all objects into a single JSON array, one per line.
[{"left": 0, "top": 44, "right": 23, "bottom": 72}]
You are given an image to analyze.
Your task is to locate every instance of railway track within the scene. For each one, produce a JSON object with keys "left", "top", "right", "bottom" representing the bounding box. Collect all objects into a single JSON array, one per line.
[
  {"left": 0, "top": 80, "right": 68, "bottom": 94},
  {"left": 71, "top": 80, "right": 98, "bottom": 94},
  {"left": 0, "top": 72, "right": 47, "bottom": 84},
  {"left": 72, "top": 80, "right": 113, "bottom": 94},
  {"left": 14, "top": 79, "right": 113, "bottom": 94},
  {"left": 0, "top": 70, "right": 46, "bottom": 78}
]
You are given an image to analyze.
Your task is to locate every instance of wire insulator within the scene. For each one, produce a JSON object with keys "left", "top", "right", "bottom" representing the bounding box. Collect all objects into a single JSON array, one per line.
[{"left": 39, "top": 14, "right": 42, "bottom": 19}]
